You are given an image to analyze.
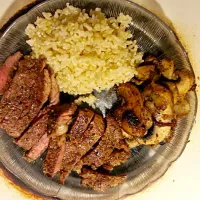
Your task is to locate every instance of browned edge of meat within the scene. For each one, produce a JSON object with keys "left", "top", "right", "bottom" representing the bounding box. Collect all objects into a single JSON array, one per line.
[
  {"left": 0, "top": 58, "right": 51, "bottom": 138},
  {"left": 68, "top": 108, "right": 95, "bottom": 139},
  {"left": 75, "top": 115, "right": 128, "bottom": 171},
  {"left": 43, "top": 135, "right": 66, "bottom": 178},
  {"left": 59, "top": 113, "right": 103, "bottom": 184},
  {"left": 47, "top": 66, "right": 60, "bottom": 106},
  {"left": 24, "top": 133, "right": 50, "bottom": 162},
  {"left": 48, "top": 103, "right": 78, "bottom": 138},
  {"left": 43, "top": 103, "right": 77, "bottom": 178},
  {"left": 0, "top": 51, "right": 23, "bottom": 95},
  {"left": 103, "top": 149, "right": 131, "bottom": 171},
  {"left": 80, "top": 168, "right": 127, "bottom": 192},
  {"left": 15, "top": 107, "right": 50, "bottom": 151}
]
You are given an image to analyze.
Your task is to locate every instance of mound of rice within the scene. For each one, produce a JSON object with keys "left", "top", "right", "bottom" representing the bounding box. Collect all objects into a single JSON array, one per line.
[{"left": 26, "top": 4, "right": 143, "bottom": 95}]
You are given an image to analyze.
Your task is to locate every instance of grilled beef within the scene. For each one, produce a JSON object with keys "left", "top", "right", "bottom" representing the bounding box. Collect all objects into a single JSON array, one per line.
[
  {"left": 80, "top": 168, "right": 126, "bottom": 192},
  {"left": 75, "top": 115, "right": 128, "bottom": 170},
  {"left": 59, "top": 114, "right": 104, "bottom": 184},
  {"left": 0, "top": 52, "right": 23, "bottom": 95},
  {"left": 25, "top": 133, "right": 50, "bottom": 162},
  {"left": 15, "top": 108, "right": 50, "bottom": 150},
  {"left": 69, "top": 109, "right": 94, "bottom": 139},
  {"left": 48, "top": 67, "right": 60, "bottom": 106},
  {"left": 43, "top": 135, "right": 66, "bottom": 177},
  {"left": 103, "top": 149, "right": 130, "bottom": 171},
  {"left": 0, "top": 59, "right": 51, "bottom": 138},
  {"left": 43, "top": 104, "right": 77, "bottom": 177}
]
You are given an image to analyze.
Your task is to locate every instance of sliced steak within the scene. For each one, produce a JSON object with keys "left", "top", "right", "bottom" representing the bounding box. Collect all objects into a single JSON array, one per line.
[
  {"left": 43, "top": 104, "right": 77, "bottom": 177},
  {"left": 0, "top": 51, "right": 23, "bottom": 95},
  {"left": 48, "top": 67, "right": 60, "bottom": 106},
  {"left": 59, "top": 114, "right": 104, "bottom": 184},
  {"left": 80, "top": 168, "right": 126, "bottom": 192},
  {"left": 0, "top": 59, "right": 51, "bottom": 138},
  {"left": 15, "top": 108, "right": 50, "bottom": 150},
  {"left": 43, "top": 135, "right": 66, "bottom": 177},
  {"left": 103, "top": 149, "right": 130, "bottom": 171},
  {"left": 25, "top": 133, "right": 50, "bottom": 162},
  {"left": 75, "top": 115, "right": 128, "bottom": 170},
  {"left": 49, "top": 103, "right": 78, "bottom": 137},
  {"left": 69, "top": 109, "right": 94, "bottom": 139}
]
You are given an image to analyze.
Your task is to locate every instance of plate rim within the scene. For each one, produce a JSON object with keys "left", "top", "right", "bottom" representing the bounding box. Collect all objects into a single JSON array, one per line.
[{"left": 0, "top": 0, "right": 198, "bottom": 199}]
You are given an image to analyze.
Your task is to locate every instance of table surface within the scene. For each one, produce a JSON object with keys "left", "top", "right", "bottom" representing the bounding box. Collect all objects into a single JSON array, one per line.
[{"left": 0, "top": 0, "right": 199, "bottom": 200}]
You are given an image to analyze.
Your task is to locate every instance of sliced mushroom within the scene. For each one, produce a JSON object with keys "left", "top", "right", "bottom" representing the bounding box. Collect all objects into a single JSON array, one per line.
[
  {"left": 114, "top": 83, "right": 143, "bottom": 121},
  {"left": 113, "top": 83, "right": 147, "bottom": 137},
  {"left": 121, "top": 129, "right": 135, "bottom": 139},
  {"left": 133, "top": 65, "right": 156, "bottom": 85},
  {"left": 158, "top": 58, "right": 177, "bottom": 80},
  {"left": 125, "top": 138, "right": 140, "bottom": 148},
  {"left": 163, "top": 82, "right": 179, "bottom": 104},
  {"left": 175, "top": 68, "right": 194, "bottom": 96},
  {"left": 144, "top": 100, "right": 156, "bottom": 114},
  {"left": 174, "top": 98, "right": 190, "bottom": 118},
  {"left": 121, "top": 110, "right": 146, "bottom": 137},
  {"left": 141, "top": 108, "right": 153, "bottom": 129},
  {"left": 144, "top": 56, "right": 159, "bottom": 65},
  {"left": 143, "top": 83, "right": 174, "bottom": 123},
  {"left": 124, "top": 56, "right": 194, "bottom": 149},
  {"left": 126, "top": 125, "right": 172, "bottom": 148}
]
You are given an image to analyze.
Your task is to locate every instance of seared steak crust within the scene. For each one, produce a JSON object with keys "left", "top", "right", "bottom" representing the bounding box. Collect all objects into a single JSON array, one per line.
[
  {"left": 69, "top": 109, "right": 94, "bottom": 139},
  {"left": 43, "top": 104, "right": 77, "bottom": 177},
  {"left": 43, "top": 135, "right": 66, "bottom": 177},
  {"left": 15, "top": 108, "right": 50, "bottom": 150},
  {"left": 0, "top": 51, "right": 23, "bottom": 94},
  {"left": 76, "top": 115, "right": 128, "bottom": 170},
  {"left": 25, "top": 133, "right": 50, "bottom": 162},
  {"left": 0, "top": 59, "right": 51, "bottom": 138},
  {"left": 103, "top": 149, "right": 130, "bottom": 171},
  {"left": 80, "top": 168, "right": 126, "bottom": 192},
  {"left": 59, "top": 114, "right": 104, "bottom": 184}
]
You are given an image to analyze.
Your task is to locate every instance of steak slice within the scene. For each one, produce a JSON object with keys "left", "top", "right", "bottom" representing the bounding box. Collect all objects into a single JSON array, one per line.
[
  {"left": 48, "top": 67, "right": 60, "bottom": 106},
  {"left": 25, "top": 133, "right": 50, "bottom": 162},
  {"left": 103, "top": 149, "right": 130, "bottom": 171},
  {"left": 59, "top": 114, "right": 104, "bottom": 184},
  {"left": 43, "top": 104, "right": 77, "bottom": 177},
  {"left": 80, "top": 168, "right": 126, "bottom": 192},
  {"left": 15, "top": 108, "right": 50, "bottom": 150},
  {"left": 48, "top": 103, "right": 78, "bottom": 137},
  {"left": 43, "top": 135, "right": 66, "bottom": 177},
  {"left": 0, "top": 59, "right": 51, "bottom": 138},
  {"left": 0, "top": 51, "right": 23, "bottom": 95},
  {"left": 69, "top": 109, "right": 94, "bottom": 139},
  {"left": 75, "top": 115, "right": 128, "bottom": 170}
]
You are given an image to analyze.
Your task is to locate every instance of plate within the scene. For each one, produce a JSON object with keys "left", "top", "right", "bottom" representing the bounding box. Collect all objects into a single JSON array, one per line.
[{"left": 0, "top": 0, "right": 197, "bottom": 199}]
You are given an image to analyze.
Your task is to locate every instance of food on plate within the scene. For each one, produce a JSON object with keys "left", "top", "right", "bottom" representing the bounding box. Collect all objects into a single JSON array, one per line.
[
  {"left": 25, "top": 5, "right": 143, "bottom": 95},
  {"left": 25, "top": 133, "right": 50, "bottom": 162},
  {"left": 157, "top": 58, "right": 176, "bottom": 80},
  {"left": 0, "top": 51, "right": 22, "bottom": 95},
  {"left": 0, "top": 4, "right": 195, "bottom": 192},
  {"left": 113, "top": 83, "right": 147, "bottom": 137},
  {"left": 43, "top": 104, "right": 77, "bottom": 177},
  {"left": 75, "top": 94, "right": 97, "bottom": 108},
  {"left": 124, "top": 57, "right": 195, "bottom": 148},
  {"left": 67, "top": 109, "right": 94, "bottom": 139},
  {"left": 74, "top": 115, "right": 129, "bottom": 172},
  {"left": 103, "top": 149, "right": 131, "bottom": 171},
  {"left": 0, "top": 58, "right": 51, "bottom": 138},
  {"left": 47, "top": 67, "right": 60, "bottom": 105},
  {"left": 80, "top": 168, "right": 127, "bottom": 192},
  {"left": 44, "top": 134, "right": 66, "bottom": 178},
  {"left": 15, "top": 108, "right": 50, "bottom": 151},
  {"left": 59, "top": 113, "right": 104, "bottom": 184}
]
